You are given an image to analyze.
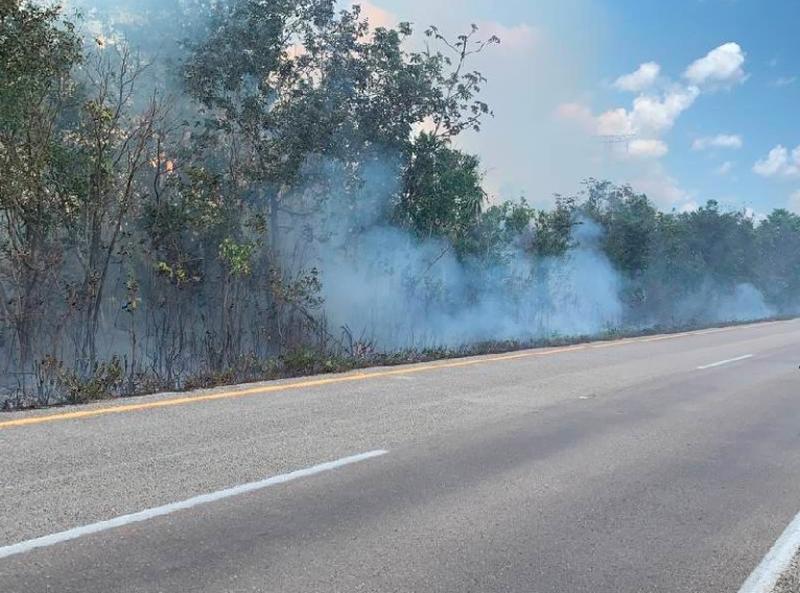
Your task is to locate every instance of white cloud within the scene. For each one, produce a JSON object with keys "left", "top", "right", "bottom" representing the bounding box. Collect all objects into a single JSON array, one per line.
[
  {"left": 595, "top": 107, "right": 635, "bottom": 136},
  {"left": 714, "top": 161, "right": 734, "bottom": 175},
  {"left": 753, "top": 145, "right": 800, "bottom": 177},
  {"left": 628, "top": 86, "right": 699, "bottom": 134},
  {"left": 684, "top": 42, "right": 747, "bottom": 88},
  {"left": 613, "top": 61, "right": 660, "bottom": 92},
  {"left": 556, "top": 43, "right": 749, "bottom": 212},
  {"left": 573, "top": 85, "right": 699, "bottom": 140},
  {"left": 692, "top": 134, "right": 743, "bottom": 151},
  {"left": 557, "top": 85, "right": 700, "bottom": 170},
  {"left": 628, "top": 139, "right": 668, "bottom": 158},
  {"left": 753, "top": 146, "right": 788, "bottom": 176},
  {"left": 559, "top": 43, "right": 746, "bottom": 156}
]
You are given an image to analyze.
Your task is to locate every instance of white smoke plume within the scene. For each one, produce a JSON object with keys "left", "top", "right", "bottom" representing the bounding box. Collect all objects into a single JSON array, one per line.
[{"left": 281, "top": 157, "right": 624, "bottom": 349}]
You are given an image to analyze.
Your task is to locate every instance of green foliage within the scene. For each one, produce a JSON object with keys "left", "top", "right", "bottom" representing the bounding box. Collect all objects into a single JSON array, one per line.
[
  {"left": 183, "top": 0, "right": 498, "bottom": 258},
  {"left": 571, "top": 180, "right": 799, "bottom": 320},
  {"left": 580, "top": 179, "right": 657, "bottom": 275},
  {"left": 456, "top": 199, "right": 533, "bottom": 260},
  {"left": 0, "top": 0, "right": 83, "bottom": 368},
  {"left": 681, "top": 200, "right": 756, "bottom": 285},
  {"left": 143, "top": 166, "right": 230, "bottom": 286},
  {"left": 1, "top": 0, "right": 799, "bottom": 411},
  {"left": 753, "top": 209, "right": 800, "bottom": 309},
  {"left": 531, "top": 196, "right": 577, "bottom": 257},
  {"left": 0, "top": 0, "right": 82, "bottom": 129},
  {"left": 643, "top": 200, "right": 756, "bottom": 305},
  {"left": 400, "top": 133, "right": 486, "bottom": 242},
  {"left": 218, "top": 238, "right": 255, "bottom": 277},
  {"left": 0, "top": 0, "right": 82, "bottom": 226},
  {"left": 423, "top": 24, "right": 500, "bottom": 137},
  {"left": 60, "top": 356, "right": 124, "bottom": 404},
  {"left": 281, "top": 346, "right": 319, "bottom": 375}
]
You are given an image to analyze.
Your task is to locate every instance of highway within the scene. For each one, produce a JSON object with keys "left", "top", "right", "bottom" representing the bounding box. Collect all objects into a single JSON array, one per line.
[{"left": 1, "top": 319, "right": 799, "bottom": 592}]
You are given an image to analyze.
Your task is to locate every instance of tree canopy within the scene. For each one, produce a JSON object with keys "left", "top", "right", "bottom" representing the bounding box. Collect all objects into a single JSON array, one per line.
[{"left": 0, "top": 0, "right": 797, "bottom": 408}]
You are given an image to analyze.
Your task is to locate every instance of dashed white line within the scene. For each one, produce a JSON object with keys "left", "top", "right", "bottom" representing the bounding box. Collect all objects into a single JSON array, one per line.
[
  {"left": 0, "top": 449, "right": 388, "bottom": 560},
  {"left": 738, "top": 511, "right": 800, "bottom": 593},
  {"left": 697, "top": 354, "right": 753, "bottom": 370}
]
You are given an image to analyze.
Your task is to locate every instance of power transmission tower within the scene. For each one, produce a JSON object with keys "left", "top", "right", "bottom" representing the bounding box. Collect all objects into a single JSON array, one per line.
[{"left": 598, "top": 133, "right": 636, "bottom": 154}]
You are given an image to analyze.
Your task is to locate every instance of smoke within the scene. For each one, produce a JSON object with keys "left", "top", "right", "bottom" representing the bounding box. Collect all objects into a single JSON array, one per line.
[
  {"left": 281, "top": 156, "right": 624, "bottom": 349},
  {"left": 672, "top": 282, "right": 774, "bottom": 325},
  {"left": 56, "top": 0, "right": 785, "bottom": 354},
  {"left": 278, "top": 153, "right": 782, "bottom": 351}
]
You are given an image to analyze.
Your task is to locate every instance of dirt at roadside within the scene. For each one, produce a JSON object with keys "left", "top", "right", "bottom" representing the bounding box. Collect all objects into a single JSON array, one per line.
[{"left": 774, "top": 552, "right": 800, "bottom": 593}]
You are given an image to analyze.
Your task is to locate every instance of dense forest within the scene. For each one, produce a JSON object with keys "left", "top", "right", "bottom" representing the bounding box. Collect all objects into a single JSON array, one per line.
[{"left": 1, "top": 0, "right": 798, "bottom": 407}]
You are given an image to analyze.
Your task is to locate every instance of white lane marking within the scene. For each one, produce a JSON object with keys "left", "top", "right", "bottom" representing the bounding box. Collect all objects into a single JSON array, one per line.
[
  {"left": 0, "top": 449, "right": 387, "bottom": 560},
  {"left": 697, "top": 354, "right": 753, "bottom": 370},
  {"left": 738, "top": 511, "right": 800, "bottom": 593}
]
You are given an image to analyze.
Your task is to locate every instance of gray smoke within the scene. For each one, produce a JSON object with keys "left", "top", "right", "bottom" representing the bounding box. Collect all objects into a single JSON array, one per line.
[
  {"left": 280, "top": 157, "right": 624, "bottom": 349},
  {"left": 672, "top": 282, "right": 773, "bottom": 324},
  {"left": 63, "top": 0, "right": 782, "bottom": 353}
]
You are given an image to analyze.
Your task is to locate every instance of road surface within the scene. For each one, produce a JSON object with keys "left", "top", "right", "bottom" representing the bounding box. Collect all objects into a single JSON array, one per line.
[{"left": 1, "top": 320, "right": 800, "bottom": 592}]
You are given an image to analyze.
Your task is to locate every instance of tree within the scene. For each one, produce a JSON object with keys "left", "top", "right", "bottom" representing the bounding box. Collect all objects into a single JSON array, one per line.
[
  {"left": 0, "top": 0, "right": 82, "bottom": 374},
  {"left": 184, "top": 2, "right": 497, "bottom": 258},
  {"left": 754, "top": 209, "right": 800, "bottom": 312},
  {"left": 399, "top": 133, "right": 485, "bottom": 243},
  {"left": 64, "top": 46, "right": 161, "bottom": 374},
  {"left": 681, "top": 200, "right": 755, "bottom": 286},
  {"left": 580, "top": 179, "right": 657, "bottom": 277},
  {"left": 531, "top": 196, "right": 577, "bottom": 257}
]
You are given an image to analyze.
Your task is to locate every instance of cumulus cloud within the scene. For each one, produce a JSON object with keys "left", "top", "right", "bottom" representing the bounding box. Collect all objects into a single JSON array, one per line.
[
  {"left": 557, "top": 85, "right": 699, "bottom": 165},
  {"left": 613, "top": 61, "right": 660, "bottom": 92},
  {"left": 684, "top": 42, "right": 747, "bottom": 88},
  {"left": 753, "top": 145, "right": 800, "bottom": 177},
  {"left": 594, "top": 107, "right": 635, "bottom": 136},
  {"left": 562, "top": 85, "right": 699, "bottom": 139},
  {"left": 628, "top": 139, "right": 668, "bottom": 158},
  {"left": 557, "top": 39, "right": 749, "bottom": 202},
  {"left": 558, "top": 43, "right": 746, "bottom": 144},
  {"left": 553, "top": 42, "right": 749, "bottom": 212},
  {"left": 627, "top": 86, "right": 699, "bottom": 135},
  {"left": 692, "top": 134, "right": 743, "bottom": 151}
]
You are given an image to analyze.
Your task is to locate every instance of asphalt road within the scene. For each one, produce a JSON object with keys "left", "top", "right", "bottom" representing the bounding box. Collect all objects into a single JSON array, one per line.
[{"left": 1, "top": 320, "right": 800, "bottom": 592}]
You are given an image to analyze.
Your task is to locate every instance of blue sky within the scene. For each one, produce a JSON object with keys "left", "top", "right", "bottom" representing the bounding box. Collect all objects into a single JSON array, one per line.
[{"left": 365, "top": 0, "right": 800, "bottom": 214}]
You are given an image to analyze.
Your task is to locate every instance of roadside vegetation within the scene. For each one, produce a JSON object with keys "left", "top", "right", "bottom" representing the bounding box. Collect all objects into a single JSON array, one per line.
[{"left": 1, "top": 0, "right": 799, "bottom": 409}]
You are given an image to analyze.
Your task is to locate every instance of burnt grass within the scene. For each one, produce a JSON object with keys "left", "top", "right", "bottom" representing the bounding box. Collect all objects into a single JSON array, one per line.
[{"left": 1, "top": 315, "right": 794, "bottom": 412}]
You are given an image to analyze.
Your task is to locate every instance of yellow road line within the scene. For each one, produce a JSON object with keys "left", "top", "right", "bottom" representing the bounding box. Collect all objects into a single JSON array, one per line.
[
  {"left": 0, "top": 320, "right": 782, "bottom": 430},
  {"left": 0, "top": 345, "right": 587, "bottom": 430},
  {"left": 590, "top": 338, "right": 640, "bottom": 348}
]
